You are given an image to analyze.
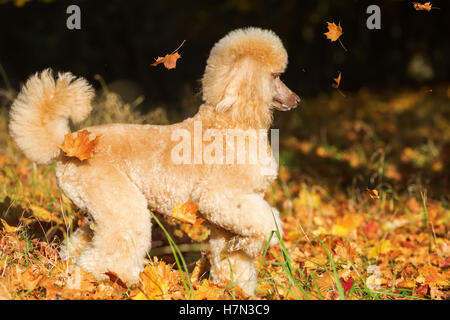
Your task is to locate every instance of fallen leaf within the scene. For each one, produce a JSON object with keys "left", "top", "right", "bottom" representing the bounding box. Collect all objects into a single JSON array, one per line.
[
  {"left": 59, "top": 130, "right": 100, "bottom": 161},
  {"left": 105, "top": 271, "right": 128, "bottom": 289},
  {"left": 413, "top": 2, "right": 432, "bottom": 11},
  {"left": 339, "top": 276, "right": 354, "bottom": 292},
  {"left": 0, "top": 218, "right": 22, "bottom": 233},
  {"left": 172, "top": 201, "right": 199, "bottom": 225}
]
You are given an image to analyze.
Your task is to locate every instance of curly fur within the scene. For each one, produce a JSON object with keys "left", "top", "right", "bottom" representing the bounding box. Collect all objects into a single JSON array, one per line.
[{"left": 9, "top": 27, "right": 293, "bottom": 296}]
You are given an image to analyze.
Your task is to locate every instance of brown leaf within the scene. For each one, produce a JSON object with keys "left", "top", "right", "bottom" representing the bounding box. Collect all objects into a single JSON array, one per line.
[
  {"left": 105, "top": 271, "right": 128, "bottom": 289},
  {"left": 59, "top": 130, "right": 100, "bottom": 161},
  {"left": 324, "top": 22, "right": 343, "bottom": 42},
  {"left": 413, "top": 2, "right": 432, "bottom": 11}
]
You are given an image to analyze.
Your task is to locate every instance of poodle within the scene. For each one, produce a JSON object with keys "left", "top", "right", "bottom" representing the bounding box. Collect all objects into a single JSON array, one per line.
[{"left": 9, "top": 27, "right": 300, "bottom": 296}]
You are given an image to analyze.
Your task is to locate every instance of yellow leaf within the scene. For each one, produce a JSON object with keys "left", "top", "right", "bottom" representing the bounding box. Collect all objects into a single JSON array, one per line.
[
  {"left": 331, "top": 214, "right": 363, "bottom": 237},
  {"left": 29, "top": 205, "right": 63, "bottom": 224},
  {"left": 131, "top": 292, "right": 149, "bottom": 300},
  {"left": 367, "top": 240, "right": 391, "bottom": 259},
  {"left": 324, "top": 22, "right": 343, "bottom": 42},
  {"left": 0, "top": 218, "right": 22, "bottom": 233},
  {"left": 172, "top": 201, "right": 199, "bottom": 224}
]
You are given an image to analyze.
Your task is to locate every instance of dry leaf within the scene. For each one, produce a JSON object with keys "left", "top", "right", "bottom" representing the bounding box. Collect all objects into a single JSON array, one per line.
[
  {"left": 413, "top": 2, "right": 432, "bottom": 11},
  {"left": 172, "top": 201, "right": 199, "bottom": 224},
  {"left": 332, "top": 72, "right": 342, "bottom": 89},
  {"left": 59, "top": 130, "right": 100, "bottom": 161},
  {"left": 151, "top": 52, "right": 181, "bottom": 70},
  {"left": 0, "top": 218, "right": 22, "bottom": 233},
  {"left": 365, "top": 188, "right": 380, "bottom": 199},
  {"left": 151, "top": 40, "right": 185, "bottom": 70},
  {"left": 324, "top": 22, "right": 343, "bottom": 42}
]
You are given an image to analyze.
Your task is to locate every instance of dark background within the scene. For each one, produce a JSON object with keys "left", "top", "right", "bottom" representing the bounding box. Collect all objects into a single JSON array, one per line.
[{"left": 0, "top": 0, "right": 448, "bottom": 112}]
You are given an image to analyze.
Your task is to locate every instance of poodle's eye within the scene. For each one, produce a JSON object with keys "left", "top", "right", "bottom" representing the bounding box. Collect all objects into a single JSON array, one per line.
[{"left": 272, "top": 73, "right": 280, "bottom": 79}]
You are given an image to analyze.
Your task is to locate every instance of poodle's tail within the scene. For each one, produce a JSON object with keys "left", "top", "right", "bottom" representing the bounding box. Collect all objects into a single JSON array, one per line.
[{"left": 9, "top": 69, "right": 95, "bottom": 164}]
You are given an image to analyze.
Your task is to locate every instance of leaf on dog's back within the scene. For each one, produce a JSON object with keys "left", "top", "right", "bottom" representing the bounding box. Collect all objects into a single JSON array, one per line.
[
  {"left": 172, "top": 201, "right": 199, "bottom": 225},
  {"left": 59, "top": 130, "right": 100, "bottom": 161}
]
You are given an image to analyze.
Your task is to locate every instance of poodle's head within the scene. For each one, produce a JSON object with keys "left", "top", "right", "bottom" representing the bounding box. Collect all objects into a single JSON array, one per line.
[{"left": 202, "top": 27, "right": 300, "bottom": 128}]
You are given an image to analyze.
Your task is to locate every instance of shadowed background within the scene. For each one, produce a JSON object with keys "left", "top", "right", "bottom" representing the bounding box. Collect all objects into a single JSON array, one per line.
[{"left": 0, "top": 0, "right": 449, "bottom": 198}]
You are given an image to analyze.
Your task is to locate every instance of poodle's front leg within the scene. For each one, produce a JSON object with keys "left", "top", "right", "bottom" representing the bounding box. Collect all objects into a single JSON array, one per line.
[
  {"left": 209, "top": 226, "right": 258, "bottom": 296},
  {"left": 199, "top": 192, "right": 283, "bottom": 246}
]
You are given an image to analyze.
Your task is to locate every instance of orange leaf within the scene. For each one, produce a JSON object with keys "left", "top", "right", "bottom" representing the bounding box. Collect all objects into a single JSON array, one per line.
[
  {"left": 365, "top": 188, "right": 380, "bottom": 199},
  {"left": 151, "top": 40, "right": 185, "bottom": 70},
  {"left": 332, "top": 72, "right": 342, "bottom": 89},
  {"left": 59, "top": 130, "right": 100, "bottom": 161},
  {"left": 413, "top": 2, "right": 432, "bottom": 11},
  {"left": 151, "top": 52, "right": 181, "bottom": 70},
  {"left": 172, "top": 201, "right": 199, "bottom": 224},
  {"left": 324, "top": 22, "right": 343, "bottom": 42}
]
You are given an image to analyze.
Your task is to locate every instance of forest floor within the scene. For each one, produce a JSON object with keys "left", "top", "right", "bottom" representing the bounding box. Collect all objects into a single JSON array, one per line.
[{"left": 0, "top": 84, "right": 449, "bottom": 300}]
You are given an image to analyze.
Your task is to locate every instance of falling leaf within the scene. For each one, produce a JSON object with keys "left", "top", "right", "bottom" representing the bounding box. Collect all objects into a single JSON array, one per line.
[
  {"left": 172, "top": 201, "right": 199, "bottom": 225},
  {"left": 365, "top": 188, "right": 380, "bottom": 199},
  {"left": 59, "top": 130, "right": 100, "bottom": 161},
  {"left": 151, "top": 40, "right": 186, "bottom": 70},
  {"left": 413, "top": 2, "right": 432, "bottom": 11},
  {"left": 324, "top": 22, "right": 343, "bottom": 42},
  {"left": 332, "top": 72, "right": 342, "bottom": 89},
  {"left": 0, "top": 218, "right": 22, "bottom": 233}
]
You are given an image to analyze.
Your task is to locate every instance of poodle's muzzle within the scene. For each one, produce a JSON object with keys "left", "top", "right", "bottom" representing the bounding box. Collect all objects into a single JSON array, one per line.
[{"left": 272, "top": 76, "right": 300, "bottom": 111}]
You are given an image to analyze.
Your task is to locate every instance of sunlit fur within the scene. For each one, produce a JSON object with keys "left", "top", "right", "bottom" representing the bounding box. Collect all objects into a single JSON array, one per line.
[{"left": 8, "top": 27, "right": 289, "bottom": 296}]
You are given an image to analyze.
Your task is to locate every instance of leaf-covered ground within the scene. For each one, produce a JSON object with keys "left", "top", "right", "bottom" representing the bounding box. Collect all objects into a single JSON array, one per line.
[{"left": 0, "top": 86, "right": 449, "bottom": 300}]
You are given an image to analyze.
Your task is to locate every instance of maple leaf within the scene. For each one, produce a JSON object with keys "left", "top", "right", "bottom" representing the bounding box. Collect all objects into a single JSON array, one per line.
[
  {"left": 172, "top": 201, "right": 199, "bottom": 224},
  {"left": 324, "top": 22, "right": 347, "bottom": 51},
  {"left": 59, "top": 130, "right": 100, "bottom": 161},
  {"left": 324, "top": 22, "right": 343, "bottom": 41},
  {"left": 413, "top": 2, "right": 432, "bottom": 11},
  {"left": 151, "top": 40, "right": 186, "bottom": 70}
]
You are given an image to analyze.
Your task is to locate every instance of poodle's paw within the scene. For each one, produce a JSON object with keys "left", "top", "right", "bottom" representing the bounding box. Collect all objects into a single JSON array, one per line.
[{"left": 75, "top": 247, "right": 142, "bottom": 287}]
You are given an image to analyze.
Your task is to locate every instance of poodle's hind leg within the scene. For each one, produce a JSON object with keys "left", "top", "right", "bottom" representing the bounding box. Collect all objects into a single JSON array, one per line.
[
  {"left": 62, "top": 165, "right": 152, "bottom": 287},
  {"left": 209, "top": 226, "right": 258, "bottom": 296}
]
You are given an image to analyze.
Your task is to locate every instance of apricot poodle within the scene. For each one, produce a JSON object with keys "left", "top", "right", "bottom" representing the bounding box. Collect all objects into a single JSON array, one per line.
[{"left": 9, "top": 27, "right": 300, "bottom": 296}]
